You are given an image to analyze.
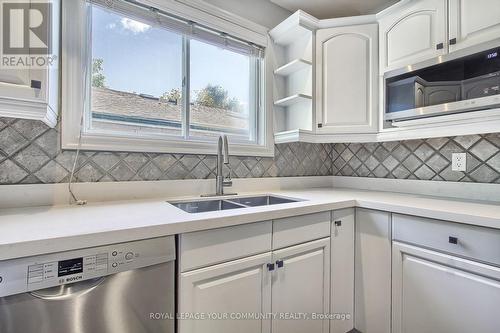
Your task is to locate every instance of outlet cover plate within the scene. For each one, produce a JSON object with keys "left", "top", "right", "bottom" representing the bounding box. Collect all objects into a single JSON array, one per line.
[{"left": 452, "top": 153, "right": 467, "bottom": 171}]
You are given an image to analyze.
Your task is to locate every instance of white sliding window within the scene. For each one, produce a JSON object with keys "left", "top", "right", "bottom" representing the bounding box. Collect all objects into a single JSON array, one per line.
[{"left": 62, "top": 0, "right": 273, "bottom": 156}]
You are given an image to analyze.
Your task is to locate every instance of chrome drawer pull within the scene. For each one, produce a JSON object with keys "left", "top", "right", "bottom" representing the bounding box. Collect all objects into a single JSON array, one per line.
[{"left": 449, "top": 236, "right": 458, "bottom": 245}]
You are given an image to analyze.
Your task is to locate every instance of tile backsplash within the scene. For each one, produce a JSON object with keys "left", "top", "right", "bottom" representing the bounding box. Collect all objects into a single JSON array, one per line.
[
  {"left": 331, "top": 134, "right": 500, "bottom": 183},
  {"left": 0, "top": 118, "right": 332, "bottom": 184},
  {"left": 1, "top": 118, "right": 500, "bottom": 184}
]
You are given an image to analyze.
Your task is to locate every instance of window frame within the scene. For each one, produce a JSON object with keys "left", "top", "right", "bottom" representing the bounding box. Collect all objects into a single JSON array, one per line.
[{"left": 61, "top": 0, "right": 274, "bottom": 157}]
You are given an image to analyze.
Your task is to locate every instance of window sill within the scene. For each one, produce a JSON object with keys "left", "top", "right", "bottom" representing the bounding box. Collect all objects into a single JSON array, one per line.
[{"left": 61, "top": 130, "right": 275, "bottom": 157}]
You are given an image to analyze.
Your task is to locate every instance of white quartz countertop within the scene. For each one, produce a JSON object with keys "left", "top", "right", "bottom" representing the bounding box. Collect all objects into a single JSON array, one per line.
[{"left": 1, "top": 187, "right": 500, "bottom": 261}]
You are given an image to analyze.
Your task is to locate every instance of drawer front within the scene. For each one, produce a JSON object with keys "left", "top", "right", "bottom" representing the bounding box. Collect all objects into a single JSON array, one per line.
[
  {"left": 273, "top": 212, "right": 331, "bottom": 250},
  {"left": 393, "top": 214, "right": 500, "bottom": 266},
  {"left": 180, "top": 221, "right": 272, "bottom": 272}
]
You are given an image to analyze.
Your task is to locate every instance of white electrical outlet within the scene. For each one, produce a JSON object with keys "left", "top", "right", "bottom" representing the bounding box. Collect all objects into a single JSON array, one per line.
[{"left": 452, "top": 153, "right": 467, "bottom": 171}]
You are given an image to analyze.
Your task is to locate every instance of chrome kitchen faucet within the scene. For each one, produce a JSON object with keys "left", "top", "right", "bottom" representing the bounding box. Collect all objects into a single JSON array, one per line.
[{"left": 202, "top": 135, "right": 236, "bottom": 197}]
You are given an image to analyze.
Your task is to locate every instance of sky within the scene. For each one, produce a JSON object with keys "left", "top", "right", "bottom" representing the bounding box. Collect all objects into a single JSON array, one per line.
[{"left": 91, "top": 5, "right": 250, "bottom": 112}]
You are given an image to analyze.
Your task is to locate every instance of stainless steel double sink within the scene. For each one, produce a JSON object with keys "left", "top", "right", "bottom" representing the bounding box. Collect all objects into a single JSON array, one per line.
[{"left": 169, "top": 195, "right": 303, "bottom": 213}]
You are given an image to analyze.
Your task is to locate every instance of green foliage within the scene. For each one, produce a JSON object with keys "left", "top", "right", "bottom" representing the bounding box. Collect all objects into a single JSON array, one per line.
[
  {"left": 162, "top": 88, "right": 182, "bottom": 104},
  {"left": 92, "top": 58, "right": 106, "bottom": 88},
  {"left": 195, "top": 84, "right": 242, "bottom": 112}
]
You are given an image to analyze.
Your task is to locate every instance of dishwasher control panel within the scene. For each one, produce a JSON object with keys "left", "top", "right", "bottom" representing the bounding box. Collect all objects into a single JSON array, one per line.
[
  {"left": 27, "top": 252, "right": 109, "bottom": 286},
  {"left": 0, "top": 236, "right": 175, "bottom": 298}
]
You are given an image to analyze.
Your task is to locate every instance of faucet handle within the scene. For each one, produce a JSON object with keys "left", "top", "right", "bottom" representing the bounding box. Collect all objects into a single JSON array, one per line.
[
  {"left": 223, "top": 178, "right": 233, "bottom": 187},
  {"left": 223, "top": 165, "right": 233, "bottom": 187}
]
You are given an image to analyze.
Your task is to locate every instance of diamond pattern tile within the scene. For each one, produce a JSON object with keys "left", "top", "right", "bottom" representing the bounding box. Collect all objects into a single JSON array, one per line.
[
  {"left": 76, "top": 162, "right": 105, "bottom": 182},
  {"left": 91, "top": 152, "right": 121, "bottom": 171},
  {"left": 331, "top": 134, "right": 500, "bottom": 183},
  {"left": 1, "top": 119, "right": 500, "bottom": 184},
  {"left": 34, "top": 129, "right": 60, "bottom": 158},
  {"left": 34, "top": 160, "right": 69, "bottom": 183},
  {"left": 0, "top": 127, "right": 28, "bottom": 155},
  {"left": 470, "top": 139, "right": 497, "bottom": 161},
  {"left": 124, "top": 153, "right": 150, "bottom": 172},
  {"left": 10, "top": 119, "right": 49, "bottom": 140},
  {"left": 109, "top": 162, "right": 135, "bottom": 181},
  {"left": 13, "top": 144, "right": 50, "bottom": 173},
  {"left": 0, "top": 160, "right": 28, "bottom": 183},
  {"left": 138, "top": 162, "right": 163, "bottom": 180}
]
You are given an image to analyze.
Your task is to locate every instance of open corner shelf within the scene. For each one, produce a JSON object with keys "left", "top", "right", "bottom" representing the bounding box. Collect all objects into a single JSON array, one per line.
[
  {"left": 274, "top": 94, "right": 312, "bottom": 107},
  {"left": 271, "top": 25, "right": 312, "bottom": 46},
  {"left": 274, "top": 59, "right": 312, "bottom": 76},
  {"left": 274, "top": 129, "right": 316, "bottom": 144}
]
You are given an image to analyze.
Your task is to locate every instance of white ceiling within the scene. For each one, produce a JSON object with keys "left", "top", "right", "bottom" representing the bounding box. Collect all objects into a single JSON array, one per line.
[{"left": 270, "top": 0, "right": 399, "bottom": 19}]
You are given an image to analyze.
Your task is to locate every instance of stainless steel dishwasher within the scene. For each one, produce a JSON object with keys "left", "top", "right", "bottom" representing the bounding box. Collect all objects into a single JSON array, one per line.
[{"left": 0, "top": 236, "right": 175, "bottom": 333}]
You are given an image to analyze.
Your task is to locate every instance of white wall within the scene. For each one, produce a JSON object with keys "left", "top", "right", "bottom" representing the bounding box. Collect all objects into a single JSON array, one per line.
[{"left": 203, "top": 0, "right": 291, "bottom": 28}]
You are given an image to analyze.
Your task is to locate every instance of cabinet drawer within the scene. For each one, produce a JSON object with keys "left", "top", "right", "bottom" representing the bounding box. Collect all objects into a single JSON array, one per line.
[
  {"left": 393, "top": 214, "right": 500, "bottom": 266},
  {"left": 273, "top": 212, "right": 330, "bottom": 250},
  {"left": 180, "top": 221, "right": 272, "bottom": 272}
]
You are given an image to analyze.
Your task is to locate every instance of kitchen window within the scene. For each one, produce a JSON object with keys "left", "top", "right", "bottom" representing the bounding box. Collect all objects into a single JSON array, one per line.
[{"left": 62, "top": 0, "right": 273, "bottom": 156}]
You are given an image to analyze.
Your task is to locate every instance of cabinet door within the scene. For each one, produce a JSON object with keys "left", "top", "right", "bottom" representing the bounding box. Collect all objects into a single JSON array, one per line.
[
  {"left": 272, "top": 238, "right": 330, "bottom": 333},
  {"left": 448, "top": 0, "right": 500, "bottom": 52},
  {"left": 178, "top": 252, "right": 272, "bottom": 333},
  {"left": 379, "top": 0, "right": 447, "bottom": 73},
  {"left": 331, "top": 209, "right": 355, "bottom": 333},
  {"left": 354, "top": 208, "right": 391, "bottom": 333},
  {"left": 0, "top": 68, "right": 46, "bottom": 102},
  {"left": 316, "top": 24, "right": 378, "bottom": 134},
  {"left": 393, "top": 242, "right": 500, "bottom": 333},
  {"left": 0, "top": 0, "right": 59, "bottom": 127}
]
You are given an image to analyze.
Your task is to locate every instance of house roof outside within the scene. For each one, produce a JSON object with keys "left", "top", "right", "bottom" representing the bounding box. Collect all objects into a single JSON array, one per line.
[{"left": 91, "top": 87, "right": 250, "bottom": 135}]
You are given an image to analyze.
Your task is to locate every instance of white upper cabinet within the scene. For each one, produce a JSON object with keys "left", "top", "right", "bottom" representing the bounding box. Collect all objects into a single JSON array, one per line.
[
  {"left": 316, "top": 24, "right": 379, "bottom": 134},
  {"left": 378, "top": 0, "right": 447, "bottom": 73},
  {"left": 0, "top": 0, "right": 59, "bottom": 127},
  {"left": 448, "top": 0, "right": 500, "bottom": 52}
]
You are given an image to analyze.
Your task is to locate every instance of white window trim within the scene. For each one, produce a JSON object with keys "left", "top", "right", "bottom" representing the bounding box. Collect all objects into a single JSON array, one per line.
[{"left": 61, "top": 0, "right": 274, "bottom": 157}]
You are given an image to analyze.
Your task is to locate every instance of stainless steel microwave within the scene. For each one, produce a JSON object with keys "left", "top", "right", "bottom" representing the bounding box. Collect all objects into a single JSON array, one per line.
[{"left": 385, "top": 46, "right": 500, "bottom": 122}]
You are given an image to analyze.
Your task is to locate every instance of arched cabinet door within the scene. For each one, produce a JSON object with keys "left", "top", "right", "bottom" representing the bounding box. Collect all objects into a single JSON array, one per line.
[
  {"left": 316, "top": 24, "right": 378, "bottom": 134},
  {"left": 378, "top": 0, "right": 447, "bottom": 73},
  {"left": 448, "top": 0, "right": 500, "bottom": 53}
]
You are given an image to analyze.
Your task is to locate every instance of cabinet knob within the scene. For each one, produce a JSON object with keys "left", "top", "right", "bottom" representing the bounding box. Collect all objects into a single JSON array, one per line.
[
  {"left": 436, "top": 43, "right": 444, "bottom": 50},
  {"left": 267, "top": 263, "right": 275, "bottom": 271},
  {"left": 449, "top": 236, "right": 458, "bottom": 244},
  {"left": 334, "top": 220, "right": 342, "bottom": 227},
  {"left": 450, "top": 38, "right": 457, "bottom": 45},
  {"left": 31, "top": 80, "right": 42, "bottom": 89},
  {"left": 276, "top": 260, "right": 284, "bottom": 268},
  {"left": 317, "top": 123, "right": 323, "bottom": 128}
]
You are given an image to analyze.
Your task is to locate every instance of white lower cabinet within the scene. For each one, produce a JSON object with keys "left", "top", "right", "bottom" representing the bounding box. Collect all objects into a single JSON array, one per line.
[
  {"left": 354, "top": 208, "right": 391, "bottom": 333},
  {"left": 179, "top": 215, "right": 331, "bottom": 333},
  {"left": 392, "top": 242, "right": 500, "bottom": 333},
  {"left": 178, "top": 252, "right": 273, "bottom": 333},
  {"left": 272, "top": 238, "right": 331, "bottom": 333},
  {"left": 330, "top": 209, "right": 355, "bottom": 333}
]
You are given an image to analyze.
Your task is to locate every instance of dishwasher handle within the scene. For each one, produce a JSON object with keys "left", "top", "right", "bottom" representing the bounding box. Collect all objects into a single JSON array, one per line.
[{"left": 29, "top": 277, "right": 106, "bottom": 300}]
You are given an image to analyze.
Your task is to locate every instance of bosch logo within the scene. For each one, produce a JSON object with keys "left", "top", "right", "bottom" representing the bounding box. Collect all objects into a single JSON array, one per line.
[{"left": 65, "top": 275, "right": 83, "bottom": 283}]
